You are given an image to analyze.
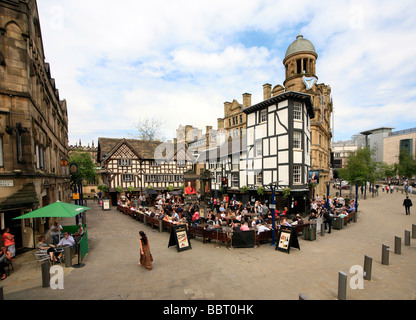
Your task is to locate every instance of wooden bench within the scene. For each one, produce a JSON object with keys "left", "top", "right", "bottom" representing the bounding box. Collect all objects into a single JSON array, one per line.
[
  {"left": 147, "top": 216, "right": 160, "bottom": 229},
  {"left": 162, "top": 220, "right": 173, "bottom": 232},
  {"left": 203, "top": 229, "right": 230, "bottom": 248},
  {"left": 189, "top": 226, "right": 205, "bottom": 240},
  {"left": 255, "top": 230, "right": 273, "bottom": 247}
]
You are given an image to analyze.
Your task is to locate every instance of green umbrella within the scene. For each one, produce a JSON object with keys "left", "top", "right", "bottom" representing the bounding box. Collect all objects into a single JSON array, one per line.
[{"left": 13, "top": 201, "right": 91, "bottom": 220}]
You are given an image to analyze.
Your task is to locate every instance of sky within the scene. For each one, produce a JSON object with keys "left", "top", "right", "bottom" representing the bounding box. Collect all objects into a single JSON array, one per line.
[{"left": 36, "top": 0, "right": 416, "bottom": 147}]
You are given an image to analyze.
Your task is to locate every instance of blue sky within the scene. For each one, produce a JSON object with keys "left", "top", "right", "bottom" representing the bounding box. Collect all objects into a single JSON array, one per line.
[{"left": 36, "top": 0, "right": 416, "bottom": 147}]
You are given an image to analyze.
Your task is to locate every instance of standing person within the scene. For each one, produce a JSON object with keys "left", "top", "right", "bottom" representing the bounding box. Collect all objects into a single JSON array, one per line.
[
  {"left": 403, "top": 196, "right": 413, "bottom": 215},
  {"left": 323, "top": 209, "right": 332, "bottom": 234},
  {"left": 50, "top": 221, "right": 63, "bottom": 245},
  {"left": 1, "top": 228, "right": 16, "bottom": 259},
  {"left": 138, "top": 231, "right": 153, "bottom": 270},
  {"left": 0, "top": 246, "right": 12, "bottom": 280}
]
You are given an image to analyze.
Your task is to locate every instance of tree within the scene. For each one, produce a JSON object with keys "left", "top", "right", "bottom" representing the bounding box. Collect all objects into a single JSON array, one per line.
[
  {"left": 69, "top": 152, "right": 97, "bottom": 186},
  {"left": 131, "top": 116, "right": 165, "bottom": 141},
  {"left": 337, "top": 147, "right": 382, "bottom": 192},
  {"left": 397, "top": 151, "right": 416, "bottom": 180}
]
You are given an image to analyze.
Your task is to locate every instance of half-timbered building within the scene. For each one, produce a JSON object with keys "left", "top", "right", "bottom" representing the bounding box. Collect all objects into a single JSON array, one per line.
[
  {"left": 199, "top": 91, "right": 314, "bottom": 216},
  {"left": 97, "top": 138, "right": 193, "bottom": 205}
]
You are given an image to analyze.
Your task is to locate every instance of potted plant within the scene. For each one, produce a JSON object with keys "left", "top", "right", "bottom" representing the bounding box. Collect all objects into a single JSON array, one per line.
[
  {"left": 283, "top": 187, "right": 291, "bottom": 199},
  {"left": 257, "top": 186, "right": 264, "bottom": 196}
]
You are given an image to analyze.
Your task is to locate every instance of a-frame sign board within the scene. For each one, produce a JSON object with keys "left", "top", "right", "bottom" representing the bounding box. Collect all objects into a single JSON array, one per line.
[
  {"left": 168, "top": 224, "right": 192, "bottom": 252},
  {"left": 275, "top": 225, "right": 300, "bottom": 254}
]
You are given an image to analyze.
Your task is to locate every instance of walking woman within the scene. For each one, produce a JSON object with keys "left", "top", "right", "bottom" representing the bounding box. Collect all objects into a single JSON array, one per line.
[{"left": 138, "top": 231, "right": 153, "bottom": 270}]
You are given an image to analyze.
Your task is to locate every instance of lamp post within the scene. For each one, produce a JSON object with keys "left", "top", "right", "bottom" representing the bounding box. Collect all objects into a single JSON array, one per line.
[
  {"left": 326, "top": 181, "right": 330, "bottom": 210},
  {"left": 355, "top": 178, "right": 364, "bottom": 213},
  {"left": 269, "top": 180, "right": 282, "bottom": 246}
]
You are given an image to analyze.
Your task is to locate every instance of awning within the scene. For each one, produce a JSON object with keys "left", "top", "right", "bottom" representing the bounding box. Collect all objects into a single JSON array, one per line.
[
  {"left": 0, "top": 183, "right": 39, "bottom": 210},
  {"left": 13, "top": 201, "right": 91, "bottom": 220}
]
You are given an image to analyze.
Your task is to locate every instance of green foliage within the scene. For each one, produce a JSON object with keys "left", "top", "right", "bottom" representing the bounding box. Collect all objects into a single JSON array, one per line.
[
  {"left": 147, "top": 185, "right": 153, "bottom": 190},
  {"left": 98, "top": 185, "right": 109, "bottom": 193},
  {"left": 283, "top": 187, "right": 291, "bottom": 199},
  {"left": 69, "top": 152, "right": 97, "bottom": 185},
  {"left": 241, "top": 186, "right": 248, "bottom": 194},
  {"left": 257, "top": 186, "right": 264, "bottom": 196},
  {"left": 167, "top": 185, "right": 174, "bottom": 192},
  {"left": 127, "top": 186, "right": 135, "bottom": 194},
  {"left": 397, "top": 151, "right": 416, "bottom": 179},
  {"left": 338, "top": 147, "right": 381, "bottom": 185},
  {"left": 115, "top": 186, "right": 123, "bottom": 193}
]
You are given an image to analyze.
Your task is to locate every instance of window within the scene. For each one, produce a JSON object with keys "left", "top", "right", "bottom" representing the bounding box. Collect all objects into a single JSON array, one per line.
[
  {"left": 294, "top": 102, "right": 302, "bottom": 120},
  {"left": 0, "top": 135, "right": 3, "bottom": 167},
  {"left": 293, "top": 165, "right": 301, "bottom": 184},
  {"left": 255, "top": 171, "right": 263, "bottom": 185},
  {"left": 260, "top": 109, "right": 267, "bottom": 123},
  {"left": 240, "top": 114, "right": 243, "bottom": 123},
  {"left": 256, "top": 140, "right": 262, "bottom": 156},
  {"left": 231, "top": 173, "right": 239, "bottom": 187},
  {"left": 228, "top": 119, "right": 231, "bottom": 127},
  {"left": 123, "top": 174, "right": 134, "bottom": 182},
  {"left": 293, "top": 131, "right": 302, "bottom": 149},
  {"left": 118, "top": 159, "right": 131, "bottom": 166}
]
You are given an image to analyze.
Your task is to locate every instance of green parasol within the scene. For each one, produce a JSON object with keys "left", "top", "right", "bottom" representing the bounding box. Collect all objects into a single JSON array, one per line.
[{"left": 13, "top": 201, "right": 91, "bottom": 220}]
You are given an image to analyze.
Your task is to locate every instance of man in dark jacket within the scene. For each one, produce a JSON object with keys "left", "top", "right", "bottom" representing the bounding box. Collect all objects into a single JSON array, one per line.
[
  {"left": 403, "top": 196, "right": 413, "bottom": 215},
  {"left": 323, "top": 208, "right": 332, "bottom": 234}
]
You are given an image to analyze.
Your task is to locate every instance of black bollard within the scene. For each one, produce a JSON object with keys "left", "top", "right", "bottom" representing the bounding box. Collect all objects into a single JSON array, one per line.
[
  {"left": 405, "top": 230, "right": 411, "bottom": 246},
  {"left": 394, "top": 236, "right": 401, "bottom": 255},
  {"left": 382, "top": 244, "right": 389, "bottom": 265},
  {"left": 364, "top": 255, "right": 372, "bottom": 281},
  {"left": 412, "top": 225, "right": 416, "bottom": 239},
  {"left": 321, "top": 223, "right": 325, "bottom": 236},
  {"left": 41, "top": 261, "right": 50, "bottom": 287},
  {"left": 0, "top": 286, "right": 3, "bottom": 300},
  {"left": 338, "top": 271, "right": 347, "bottom": 300},
  {"left": 64, "top": 246, "right": 72, "bottom": 268}
]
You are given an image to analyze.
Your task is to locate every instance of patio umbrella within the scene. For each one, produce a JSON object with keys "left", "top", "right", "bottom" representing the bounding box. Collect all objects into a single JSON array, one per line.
[
  {"left": 144, "top": 189, "right": 158, "bottom": 195},
  {"left": 13, "top": 201, "right": 91, "bottom": 220}
]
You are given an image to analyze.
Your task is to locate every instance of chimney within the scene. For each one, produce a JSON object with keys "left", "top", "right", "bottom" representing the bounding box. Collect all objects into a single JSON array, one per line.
[
  {"left": 242, "top": 93, "right": 252, "bottom": 109},
  {"left": 263, "top": 83, "right": 272, "bottom": 100}
]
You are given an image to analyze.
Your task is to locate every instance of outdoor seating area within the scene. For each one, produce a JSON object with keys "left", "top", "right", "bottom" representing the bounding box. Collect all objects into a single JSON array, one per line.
[{"left": 116, "top": 195, "right": 357, "bottom": 250}]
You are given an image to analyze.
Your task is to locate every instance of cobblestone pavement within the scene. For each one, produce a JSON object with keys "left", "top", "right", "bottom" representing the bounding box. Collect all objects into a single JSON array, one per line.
[{"left": 2, "top": 188, "right": 416, "bottom": 300}]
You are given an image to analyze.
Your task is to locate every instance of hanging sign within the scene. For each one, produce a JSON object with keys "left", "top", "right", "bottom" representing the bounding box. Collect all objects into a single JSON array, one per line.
[{"left": 168, "top": 224, "right": 192, "bottom": 252}]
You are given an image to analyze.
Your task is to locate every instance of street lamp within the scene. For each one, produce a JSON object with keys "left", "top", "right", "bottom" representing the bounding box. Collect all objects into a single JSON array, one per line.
[
  {"left": 355, "top": 178, "right": 364, "bottom": 213},
  {"left": 269, "top": 180, "right": 282, "bottom": 246}
]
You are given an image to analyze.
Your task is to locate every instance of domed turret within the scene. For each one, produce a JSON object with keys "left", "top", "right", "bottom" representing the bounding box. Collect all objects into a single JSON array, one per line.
[
  {"left": 285, "top": 34, "right": 317, "bottom": 60},
  {"left": 283, "top": 35, "right": 318, "bottom": 91}
]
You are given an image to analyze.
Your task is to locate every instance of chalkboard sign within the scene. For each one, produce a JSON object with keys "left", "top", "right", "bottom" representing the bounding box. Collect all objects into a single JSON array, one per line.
[
  {"left": 168, "top": 224, "right": 192, "bottom": 252},
  {"left": 276, "top": 225, "right": 300, "bottom": 254}
]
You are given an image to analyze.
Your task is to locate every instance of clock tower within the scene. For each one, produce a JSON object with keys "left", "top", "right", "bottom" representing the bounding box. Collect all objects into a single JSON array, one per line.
[{"left": 283, "top": 35, "right": 333, "bottom": 198}]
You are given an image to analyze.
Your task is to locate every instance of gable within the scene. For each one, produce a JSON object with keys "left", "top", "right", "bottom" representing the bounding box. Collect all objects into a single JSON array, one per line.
[{"left": 109, "top": 142, "right": 138, "bottom": 160}]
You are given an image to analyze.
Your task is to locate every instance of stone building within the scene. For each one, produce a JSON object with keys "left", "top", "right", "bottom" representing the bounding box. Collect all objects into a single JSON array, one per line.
[
  {"left": 282, "top": 35, "right": 333, "bottom": 197},
  {"left": 0, "top": 0, "right": 71, "bottom": 249},
  {"left": 213, "top": 35, "right": 333, "bottom": 197}
]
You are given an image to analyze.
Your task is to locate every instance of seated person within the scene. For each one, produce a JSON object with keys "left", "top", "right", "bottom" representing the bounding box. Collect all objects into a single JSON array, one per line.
[
  {"left": 73, "top": 223, "right": 85, "bottom": 238},
  {"left": 57, "top": 232, "right": 75, "bottom": 248},
  {"left": 0, "top": 246, "right": 12, "bottom": 280},
  {"left": 256, "top": 222, "right": 270, "bottom": 235},
  {"left": 279, "top": 217, "right": 291, "bottom": 227},
  {"left": 37, "top": 236, "right": 61, "bottom": 262},
  {"left": 240, "top": 222, "right": 250, "bottom": 231}
]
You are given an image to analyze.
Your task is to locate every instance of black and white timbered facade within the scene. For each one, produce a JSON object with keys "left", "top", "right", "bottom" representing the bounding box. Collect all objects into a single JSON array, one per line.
[
  {"left": 200, "top": 91, "right": 315, "bottom": 213},
  {"left": 97, "top": 138, "right": 193, "bottom": 195}
]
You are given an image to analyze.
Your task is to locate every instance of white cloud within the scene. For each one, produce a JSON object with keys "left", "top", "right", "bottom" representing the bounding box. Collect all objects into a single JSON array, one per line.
[{"left": 36, "top": 0, "right": 416, "bottom": 145}]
